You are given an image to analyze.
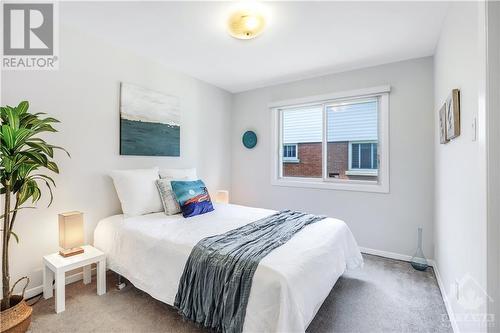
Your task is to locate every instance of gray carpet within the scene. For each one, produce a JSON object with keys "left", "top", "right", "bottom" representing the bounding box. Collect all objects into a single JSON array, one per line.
[{"left": 29, "top": 254, "right": 452, "bottom": 333}]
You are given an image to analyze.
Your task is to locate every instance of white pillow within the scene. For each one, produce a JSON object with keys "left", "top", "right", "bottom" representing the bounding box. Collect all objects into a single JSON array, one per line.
[
  {"left": 159, "top": 168, "right": 197, "bottom": 182},
  {"left": 110, "top": 167, "right": 163, "bottom": 217},
  {"left": 159, "top": 168, "right": 197, "bottom": 189}
]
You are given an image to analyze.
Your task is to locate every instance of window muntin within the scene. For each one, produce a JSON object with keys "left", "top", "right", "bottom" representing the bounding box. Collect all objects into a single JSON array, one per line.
[{"left": 272, "top": 88, "right": 389, "bottom": 193}]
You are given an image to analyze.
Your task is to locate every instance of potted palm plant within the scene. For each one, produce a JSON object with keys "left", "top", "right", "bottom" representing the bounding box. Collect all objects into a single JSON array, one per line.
[{"left": 1, "top": 101, "right": 68, "bottom": 332}]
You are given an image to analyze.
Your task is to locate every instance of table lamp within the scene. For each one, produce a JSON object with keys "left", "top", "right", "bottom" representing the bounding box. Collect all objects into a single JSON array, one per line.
[
  {"left": 214, "top": 190, "right": 229, "bottom": 204},
  {"left": 59, "top": 211, "right": 84, "bottom": 257}
]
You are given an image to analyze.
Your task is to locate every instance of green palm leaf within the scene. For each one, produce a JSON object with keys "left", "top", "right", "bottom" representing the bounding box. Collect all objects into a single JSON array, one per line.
[
  {"left": 1, "top": 125, "right": 15, "bottom": 149},
  {"left": 4, "top": 106, "right": 19, "bottom": 130},
  {"left": 13, "top": 128, "right": 33, "bottom": 149},
  {"left": 17, "top": 101, "right": 29, "bottom": 115},
  {"left": 19, "top": 151, "right": 48, "bottom": 166},
  {"left": 26, "top": 141, "right": 54, "bottom": 157},
  {"left": 46, "top": 161, "right": 59, "bottom": 174}
]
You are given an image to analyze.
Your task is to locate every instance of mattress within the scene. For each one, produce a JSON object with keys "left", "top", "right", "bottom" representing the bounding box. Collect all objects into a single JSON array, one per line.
[{"left": 94, "top": 203, "right": 363, "bottom": 332}]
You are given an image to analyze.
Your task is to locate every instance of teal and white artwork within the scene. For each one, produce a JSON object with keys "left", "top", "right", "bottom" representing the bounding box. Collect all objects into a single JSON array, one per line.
[{"left": 120, "top": 83, "right": 180, "bottom": 156}]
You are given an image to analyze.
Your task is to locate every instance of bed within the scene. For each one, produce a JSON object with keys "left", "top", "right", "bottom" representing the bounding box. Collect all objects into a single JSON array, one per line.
[{"left": 93, "top": 203, "right": 363, "bottom": 332}]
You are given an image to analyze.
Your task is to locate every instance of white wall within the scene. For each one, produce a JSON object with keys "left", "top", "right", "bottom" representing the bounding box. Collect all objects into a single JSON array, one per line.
[
  {"left": 231, "top": 57, "right": 435, "bottom": 258},
  {"left": 1, "top": 26, "right": 232, "bottom": 292},
  {"left": 434, "top": 2, "right": 489, "bottom": 332},
  {"left": 486, "top": 2, "right": 500, "bottom": 330}
]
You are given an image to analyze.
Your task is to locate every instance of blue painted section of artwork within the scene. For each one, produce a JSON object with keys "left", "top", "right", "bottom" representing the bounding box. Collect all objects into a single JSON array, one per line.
[
  {"left": 242, "top": 130, "right": 257, "bottom": 149},
  {"left": 120, "top": 119, "right": 180, "bottom": 156},
  {"left": 171, "top": 180, "right": 214, "bottom": 218}
]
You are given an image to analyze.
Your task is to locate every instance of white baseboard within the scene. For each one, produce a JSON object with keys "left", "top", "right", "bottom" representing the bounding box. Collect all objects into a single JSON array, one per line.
[
  {"left": 360, "top": 247, "right": 458, "bottom": 333},
  {"left": 432, "top": 262, "right": 460, "bottom": 333},
  {"left": 359, "top": 246, "right": 433, "bottom": 265},
  {"left": 24, "top": 267, "right": 97, "bottom": 299}
]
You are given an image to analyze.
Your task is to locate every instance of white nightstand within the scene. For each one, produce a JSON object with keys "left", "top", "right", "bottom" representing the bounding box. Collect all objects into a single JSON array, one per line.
[{"left": 43, "top": 245, "right": 106, "bottom": 313}]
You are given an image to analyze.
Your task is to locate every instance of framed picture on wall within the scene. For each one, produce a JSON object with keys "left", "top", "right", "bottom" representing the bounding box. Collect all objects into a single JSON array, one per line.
[
  {"left": 119, "top": 82, "right": 181, "bottom": 156},
  {"left": 445, "top": 89, "right": 460, "bottom": 140},
  {"left": 439, "top": 103, "right": 449, "bottom": 144}
]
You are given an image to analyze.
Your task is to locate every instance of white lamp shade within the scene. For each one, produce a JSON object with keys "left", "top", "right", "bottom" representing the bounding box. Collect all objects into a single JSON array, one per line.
[
  {"left": 214, "top": 190, "right": 229, "bottom": 204},
  {"left": 59, "top": 211, "right": 84, "bottom": 250}
]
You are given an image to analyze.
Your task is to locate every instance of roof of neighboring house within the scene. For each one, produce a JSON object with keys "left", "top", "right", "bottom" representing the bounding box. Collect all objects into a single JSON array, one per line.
[{"left": 283, "top": 100, "right": 378, "bottom": 143}]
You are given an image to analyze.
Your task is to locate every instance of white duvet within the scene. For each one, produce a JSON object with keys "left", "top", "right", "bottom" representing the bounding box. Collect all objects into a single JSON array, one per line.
[{"left": 94, "top": 203, "right": 363, "bottom": 332}]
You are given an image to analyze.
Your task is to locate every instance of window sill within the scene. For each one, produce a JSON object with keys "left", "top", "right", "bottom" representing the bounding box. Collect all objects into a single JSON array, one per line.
[
  {"left": 345, "top": 170, "right": 379, "bottom": 176},
  {"left": 271, "top": 177, "right": 389, "bottom": 193},
  {"left": 283, "top": 159, "right": 300, "bottom": 164}
]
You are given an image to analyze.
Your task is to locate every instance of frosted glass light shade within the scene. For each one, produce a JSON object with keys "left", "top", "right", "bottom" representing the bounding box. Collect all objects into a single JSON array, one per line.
[
  {"left": 59, "top": 211, "right": 84, "bottom": 257},
  {"left": 227, "top": 9, "right": 266, "bottom": 40},
  {"left": 214, "top": 190, "right": 229, "bottom": 204}
]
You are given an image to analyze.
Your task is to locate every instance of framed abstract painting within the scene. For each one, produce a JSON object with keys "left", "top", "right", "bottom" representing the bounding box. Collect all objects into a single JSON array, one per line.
[
  {"left": 438, "top": 103, "right": 448, "bottom": 144},
  {"left": 120, "top": 82, "right": 180, "bottom": 156},
  {"left": 445, "top": 89, "right": 460, "bottom": 141}
]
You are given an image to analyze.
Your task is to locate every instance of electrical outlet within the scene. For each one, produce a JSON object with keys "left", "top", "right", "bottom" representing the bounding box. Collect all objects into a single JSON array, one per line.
[{"left": 455, "top": 279, "right": 460, "bottom": 300}]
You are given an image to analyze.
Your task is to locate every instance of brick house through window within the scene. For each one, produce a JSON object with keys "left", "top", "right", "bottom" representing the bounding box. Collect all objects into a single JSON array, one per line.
[{"left": 282, "top": 100, "right": 378, "bottom": 180}]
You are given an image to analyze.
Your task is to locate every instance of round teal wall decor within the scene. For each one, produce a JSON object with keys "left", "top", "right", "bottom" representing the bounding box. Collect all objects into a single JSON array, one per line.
[{"left": 242, "top": 130, "right": 257, "bottom": 149}]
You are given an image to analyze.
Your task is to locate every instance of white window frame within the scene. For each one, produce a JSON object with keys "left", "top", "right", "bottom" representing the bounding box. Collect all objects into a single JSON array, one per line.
[
  {"left": 270, "top": 85, "right": 390, "bottom": 193},
  {"left": 346, "top": 141, "right": 379, "bottom": 176},
  {"left": 283, "top": 143, "right": 299, "bottom": 163}
]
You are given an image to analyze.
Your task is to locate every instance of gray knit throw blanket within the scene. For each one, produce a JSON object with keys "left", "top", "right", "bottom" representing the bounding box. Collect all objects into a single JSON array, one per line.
[{"left": 174, "top": 210, "right": 326, "bottom": 333}]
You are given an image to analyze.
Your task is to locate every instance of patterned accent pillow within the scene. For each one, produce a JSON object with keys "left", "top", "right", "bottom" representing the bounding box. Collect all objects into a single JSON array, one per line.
[
  {"left": 170, "top": 180, "right": 214, "bottom": 218},
  {"left": 156, "top": 179, "right": 181, "bottom": 215}
]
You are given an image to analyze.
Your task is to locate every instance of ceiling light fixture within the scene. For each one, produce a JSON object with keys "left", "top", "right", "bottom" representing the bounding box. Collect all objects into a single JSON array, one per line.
[{"left": 227, "top": 7, "right": 267, "bottom": 40}]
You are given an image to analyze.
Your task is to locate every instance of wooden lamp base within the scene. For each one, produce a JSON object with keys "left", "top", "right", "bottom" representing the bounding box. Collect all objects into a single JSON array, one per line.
[{"left": 59, "top": 247, "right": 84, "bottom": 257}]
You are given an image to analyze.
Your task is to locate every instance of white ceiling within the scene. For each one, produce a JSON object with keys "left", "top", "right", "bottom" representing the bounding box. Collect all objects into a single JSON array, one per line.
[{"left": 62, "top": 1, "right": 449, "bottom": 93}]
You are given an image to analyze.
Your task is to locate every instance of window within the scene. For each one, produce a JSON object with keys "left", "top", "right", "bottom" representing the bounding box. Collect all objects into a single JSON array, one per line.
[
  {"left": 347, "top": 142, "right": 378, "bottom": 176},
  {"left": 281, "top": 105, "right": 322, "bottom": 178},
  {"left": 271, "top": 86, "right": 390, "bottom": 193},
  {"left": 283, "top": 144, "right": 298, "bottom": 161}
]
